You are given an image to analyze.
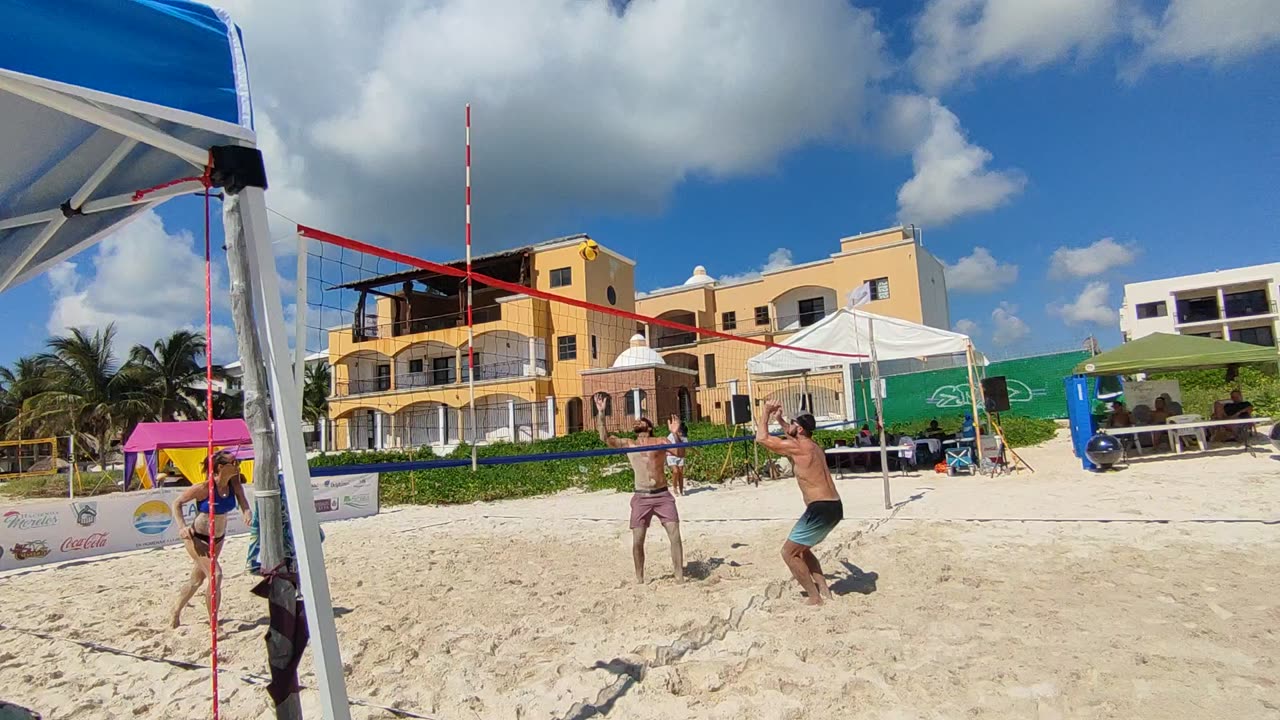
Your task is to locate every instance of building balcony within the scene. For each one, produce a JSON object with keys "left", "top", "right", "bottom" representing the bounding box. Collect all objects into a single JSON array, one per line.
[{"left": 333, "top": 357, "right": 549, "bottom": 399}]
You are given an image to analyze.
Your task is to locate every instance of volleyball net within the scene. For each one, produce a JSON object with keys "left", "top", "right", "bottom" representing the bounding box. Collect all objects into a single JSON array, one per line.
[{"left": 300, "top": 226, "right": 869, "bottom": 472}]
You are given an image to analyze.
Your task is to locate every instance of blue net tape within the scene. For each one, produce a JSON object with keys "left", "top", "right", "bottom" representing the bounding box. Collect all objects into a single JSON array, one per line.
[{"left": 309, "top": 419, "right": 858, "bottom": 477}]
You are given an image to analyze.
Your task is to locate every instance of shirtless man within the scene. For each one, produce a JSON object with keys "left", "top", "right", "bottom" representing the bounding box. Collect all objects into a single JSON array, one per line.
[
  {"left": 755, "top": 402, "right": 842, "bottom": 605},
  {"left": 595, "top": 393, "right": 684, "bottom": 584}
]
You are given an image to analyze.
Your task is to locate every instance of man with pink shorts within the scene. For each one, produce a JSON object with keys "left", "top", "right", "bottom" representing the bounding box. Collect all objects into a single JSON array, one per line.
[{"left": 595, "top": 393, "right": 684, "bottom": 584}]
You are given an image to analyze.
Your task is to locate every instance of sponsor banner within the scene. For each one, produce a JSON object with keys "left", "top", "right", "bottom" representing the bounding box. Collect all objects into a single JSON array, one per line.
[{"left": 0, "top": 473, "right": 377, "bottom": 571}]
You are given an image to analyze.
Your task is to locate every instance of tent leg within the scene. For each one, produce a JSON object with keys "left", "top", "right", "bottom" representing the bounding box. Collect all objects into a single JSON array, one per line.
[
  {"left": 237, "top": 187, "right": 352, "bottom": 720},
  {"left": 868, "top": 318, "right": 891, "bottom": 510}
]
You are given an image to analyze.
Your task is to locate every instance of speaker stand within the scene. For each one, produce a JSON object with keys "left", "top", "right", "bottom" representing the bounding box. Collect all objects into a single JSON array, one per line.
[{"left": 990, "top": 412, "right": 1034, "bottom": 473}]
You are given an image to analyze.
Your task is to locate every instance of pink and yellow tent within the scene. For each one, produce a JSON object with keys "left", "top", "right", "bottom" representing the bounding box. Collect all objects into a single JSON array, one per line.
[{"left": 123, "top": 420, "right": 255, "bottom": 489}]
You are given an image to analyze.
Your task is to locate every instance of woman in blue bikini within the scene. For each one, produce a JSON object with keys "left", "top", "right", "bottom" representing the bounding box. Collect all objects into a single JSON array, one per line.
[{"left": 170, "top": 451, "right": 252, "bottom": 628}]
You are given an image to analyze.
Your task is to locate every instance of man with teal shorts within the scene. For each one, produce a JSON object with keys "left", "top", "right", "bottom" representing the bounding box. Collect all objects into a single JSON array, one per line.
[{"left": 755, "top": 402, "right": 844, "bottom": 606}]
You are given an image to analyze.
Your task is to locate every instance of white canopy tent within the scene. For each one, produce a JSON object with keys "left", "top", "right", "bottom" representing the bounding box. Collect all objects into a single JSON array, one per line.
[
  {"left": 0, "top": 2, "right": 349, "bottom": 717},
  {"left": 747, "top": 308, "right": 988, "bottom": 508}
]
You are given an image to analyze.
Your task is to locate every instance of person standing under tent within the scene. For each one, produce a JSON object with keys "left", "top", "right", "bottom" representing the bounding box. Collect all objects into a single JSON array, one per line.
[
  {"left": 170, "top": 451, "right": 252, "bottom": 628},
  {"left": 666, "top": 416, "right": 689, "bottom": 496},
  {"left": 595, "top": 394, "right": 684, "bottom": 584},
  {"left": 755, "top": 402, "right": 843, "bottom": 606}
]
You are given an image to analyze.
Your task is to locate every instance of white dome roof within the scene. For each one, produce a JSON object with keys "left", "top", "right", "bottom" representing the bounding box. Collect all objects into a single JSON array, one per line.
[
  {"left": 612, "top": 333, "right": 667, "bottom": 368},
  {"left": 683, "top": 265, "right": 715, "bottom": 286}
]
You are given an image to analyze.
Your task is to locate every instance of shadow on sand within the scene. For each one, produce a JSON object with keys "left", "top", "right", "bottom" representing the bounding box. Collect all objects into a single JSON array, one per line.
[{"left": 828, "top": 561, "right": 879, "bottom": 596}]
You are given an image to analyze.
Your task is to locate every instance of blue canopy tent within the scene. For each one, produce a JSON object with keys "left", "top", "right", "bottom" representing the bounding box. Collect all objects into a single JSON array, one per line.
[{"left": 0, "top": 2, "right": 350, "bottom": 716}]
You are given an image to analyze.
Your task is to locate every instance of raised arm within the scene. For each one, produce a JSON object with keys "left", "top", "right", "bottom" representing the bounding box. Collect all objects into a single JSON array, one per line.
[
  {"left": 594, "top": 393, "right": 630, "bottom": 448},
  {"left": 754, "top": 402, "right": 795, "bottom": 455}
]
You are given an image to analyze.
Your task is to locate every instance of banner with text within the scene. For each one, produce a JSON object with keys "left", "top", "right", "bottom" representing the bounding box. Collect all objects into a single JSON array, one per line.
[{"left": 0, "top": 473, "right": 378, "bottom": 572}]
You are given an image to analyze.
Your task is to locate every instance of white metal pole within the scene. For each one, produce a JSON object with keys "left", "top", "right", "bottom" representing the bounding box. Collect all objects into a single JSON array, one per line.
[
  {"left": 746, "top": 374, "right": 760, "bottom": 469},
  {"left": 67, "top": 435, "right": 75, "bottom": 500},
  {"left": 234, "top": 188, "right": 351, "bottom": 720},
  {"left": 868, "top": 317, "right": 891, "bottom": 510}
]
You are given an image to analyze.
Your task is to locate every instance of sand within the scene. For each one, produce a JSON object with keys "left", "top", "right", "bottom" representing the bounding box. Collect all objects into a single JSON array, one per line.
[{"left": 1, "top": 432, "right": 1277, "bottom": 719}]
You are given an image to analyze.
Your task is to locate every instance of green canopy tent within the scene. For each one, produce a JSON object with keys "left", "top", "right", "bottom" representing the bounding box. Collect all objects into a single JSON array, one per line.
[{"left": 1074, "top": 333, "right": 1278, "bottom": 375}]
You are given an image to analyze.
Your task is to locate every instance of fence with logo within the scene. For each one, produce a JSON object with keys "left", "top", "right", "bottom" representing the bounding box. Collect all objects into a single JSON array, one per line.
[
  {"left": 844, "top": 349, "right": 1089, "bottom": 425},
  {"left": 0, "top": 473, "right": 378, "bottom": 571}
]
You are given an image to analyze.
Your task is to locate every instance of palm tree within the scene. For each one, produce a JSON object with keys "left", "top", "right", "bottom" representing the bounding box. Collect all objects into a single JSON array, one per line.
[
  {"left": 0, "top": 356, "right": 49, "bottom": 439},
  {"left": 128, "top": 330, "right": 222, "bottom": 421},
  {"left": 302, "top": 361, "right": 330, "bottom": 431},
  {"left": 25, "top": 324, "right": 153, "bottom": 470},
  {"left": 212, "top": 389, "right": 244, "bottom": 419}
]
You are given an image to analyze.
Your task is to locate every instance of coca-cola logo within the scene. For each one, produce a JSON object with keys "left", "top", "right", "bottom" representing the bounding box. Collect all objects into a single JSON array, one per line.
[
  {"left": 3, "top": 510, "right": 59, "bottom": 530},
  {"left": 61, "top": 532, "right": 110, "bottom": 553}
]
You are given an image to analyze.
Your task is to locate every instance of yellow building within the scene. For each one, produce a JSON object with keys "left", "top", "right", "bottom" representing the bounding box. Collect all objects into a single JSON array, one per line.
[
  {"left": 633, "top": 225, "right": 949, "bottom": 424},
  {"left": 326, "top": 225, "right": 947, "bottom": 450},
  {"left": 327, "top": 234, "right": 638, "bottom": 450}
]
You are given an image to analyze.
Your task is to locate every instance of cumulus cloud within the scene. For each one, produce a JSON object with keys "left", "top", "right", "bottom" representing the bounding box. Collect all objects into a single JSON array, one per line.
[
  {"left": 895, "top": 96, "right": 1025, "bottom": 226},
  {"left": 991, "top": 301, "right": 1030, "bottom": 346},
  {"left": 717, "top": 248, "right": 796, "bottom": 286},
  {"left": 944, "top": 247, "right": 1019, "bottom": 292},
  {"left": 213, "top": 0, "right": 889, "bottom": 251},
  {"left": 910, "top": 0, "right": 1123, "bottom": 92},
  {"left": 1128, "top": 0, "right": 1280, "bottom": 77},
  {"left": 46, "top": 211, "right": 238, "bottom": 363},
  {"left": 953, "top": 318, "right": 980, "bottom": 336},
  {"left": 1048, "top": 237, "right": 1138, "bottom": 278},
  {"left": 1050, "top": 281, "right": 1116, "bottom": 326}
]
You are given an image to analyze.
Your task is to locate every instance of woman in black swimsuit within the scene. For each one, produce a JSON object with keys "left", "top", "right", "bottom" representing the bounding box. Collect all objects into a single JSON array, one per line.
[{"left": 169, "top": 451, "right": 251, "bottom": 629}]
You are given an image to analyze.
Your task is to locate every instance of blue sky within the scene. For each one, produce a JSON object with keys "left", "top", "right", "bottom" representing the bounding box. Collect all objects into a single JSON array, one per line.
[{"left": 2, "top": 0, "right": 1278, "bottom": 369}]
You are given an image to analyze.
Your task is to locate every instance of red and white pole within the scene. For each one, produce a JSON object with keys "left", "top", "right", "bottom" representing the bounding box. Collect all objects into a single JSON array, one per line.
[{"left": 465, "top": 104, "right": 477, "bottom": 471}]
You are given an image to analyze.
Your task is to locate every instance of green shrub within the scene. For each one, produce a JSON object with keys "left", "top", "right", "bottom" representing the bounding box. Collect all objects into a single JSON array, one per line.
[{"left": 1149, "top": 364, "right": 1280, "bottom": 419}]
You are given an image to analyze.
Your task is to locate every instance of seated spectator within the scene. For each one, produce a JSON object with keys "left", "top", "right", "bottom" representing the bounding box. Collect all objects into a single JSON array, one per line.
[
  {"left": 1211, "top": 389, "right": 1254, "bottom": 442},
  {"left": 925, "top": 419, "right": 947, "bottom": 439},
  {"left": 1151, "top": 396, "right": 1172, "bottom": 424},
  {"left": 1106, "top": 401, "right": 1134, "bottom": 428}
]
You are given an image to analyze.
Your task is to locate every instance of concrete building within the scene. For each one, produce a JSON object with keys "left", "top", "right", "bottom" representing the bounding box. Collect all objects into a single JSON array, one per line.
[
  {"left": 324, "top": 224, "right": 949, "bottom": 450},
  {"left": 633, "top": 225, "right": 950, "bottom": 424},
  {"left": 1119, "top": 263, "right": 1280, "bottom": 351}
]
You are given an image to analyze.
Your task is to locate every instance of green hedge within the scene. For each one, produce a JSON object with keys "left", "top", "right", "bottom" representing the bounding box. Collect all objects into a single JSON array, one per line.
[
  {"left": 1148, "top": 364, "right": 1280, "bottom": 420},
  {"left": 310, "top": 415, "right": 1057, "bottom": 506}
]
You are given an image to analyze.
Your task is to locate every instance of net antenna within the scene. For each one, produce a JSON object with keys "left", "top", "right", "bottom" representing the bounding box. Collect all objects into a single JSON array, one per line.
[{"left": 466, "top": 104, "right": 478, "bottom": 471}]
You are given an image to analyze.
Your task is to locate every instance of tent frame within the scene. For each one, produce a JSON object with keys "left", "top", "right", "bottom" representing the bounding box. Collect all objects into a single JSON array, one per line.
[
  {"left": 0, "top": 72, "right": 352, "bottom": 718},
  {"left": 746, "top": 308, "right": 986, "bottom": 508}
]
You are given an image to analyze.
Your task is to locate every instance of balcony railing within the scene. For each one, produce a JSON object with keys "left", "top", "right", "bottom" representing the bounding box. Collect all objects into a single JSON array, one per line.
[
  {"left": 335, "top": 358, "right": 548, "bottom": 398},
  {"left": 652, "top": 331, "right": 698, "bottom": 349},
  {"left": 353, "top": 305, "right": 503, "bottom": 342}
]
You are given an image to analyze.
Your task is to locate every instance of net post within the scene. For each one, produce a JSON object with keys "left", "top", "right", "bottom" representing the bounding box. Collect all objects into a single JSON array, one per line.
[
  {"left": 67, "top": 434, "right": 75, "bottom": 499},
  {"left": 465, "top": 103, "right": 478, "bottom": 470},
  {"left": 294, "top": 229, "right": 309, "bottom": 401},
  {"left": 868, "top": 316, "right": 891, "bottom": 510}
]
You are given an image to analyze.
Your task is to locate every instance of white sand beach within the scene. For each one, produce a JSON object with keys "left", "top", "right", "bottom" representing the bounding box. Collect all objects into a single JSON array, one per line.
[{"left": 1, "top": 432, "right": 1277, "bottom": 719}]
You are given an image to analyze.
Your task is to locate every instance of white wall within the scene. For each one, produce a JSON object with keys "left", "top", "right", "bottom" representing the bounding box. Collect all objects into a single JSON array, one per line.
[
  {"left": 916, "top": 250, "right": 951, "bottom": 330},
  {"left": 1120, "top": 263, "right": 1280, "bottom": 342}
]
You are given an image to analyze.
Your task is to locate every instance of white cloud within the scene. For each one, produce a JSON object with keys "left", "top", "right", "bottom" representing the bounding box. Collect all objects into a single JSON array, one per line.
[
  {"left": 944, "top": 247, "right": 1019, "bottom": 293},
  {"left": 1128, "top": 0, "right": 1280, "bottom": 77},
  {"left": 1050, "top": 281, "right": 1116, "bottom": 326},
  {"left": 991, "top": 301, "right": 1030, "bottom": 346},
  {"left": 212, "top": 0, "right": 888, "bottom": 250},
  {"left": 910, "top": 0, "right": 1123, "bottom": 92},
  {"left": 1048, "top": 237, "right": 1138, "bottom": 278},
  {"left": 45, "top": 211, "right": 239, "bottom": 363},
  {"left": 895, "top": 96, "right": 1025, "bottom": 226},
  {"left": 716, "top": 248, "right": 795, "bottom": 285},
  {"left": 953, "top": 318, "right": 980, "bottom": 336}
]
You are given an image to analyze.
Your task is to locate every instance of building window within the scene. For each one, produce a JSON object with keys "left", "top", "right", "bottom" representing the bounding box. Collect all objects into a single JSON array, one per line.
[
  {"left": 376, "top": 364, "right": 391, "bottom": 392},
  {"left": 1223, "top": 289, "right": 1269, "bottom": 318},
  {"left": 721, "top": 311, "right": 737, "bottom": 331},
  {"left": 408, "top": 358, "right": 424, "bottom": 374},
  {"left": 625, "top": 389, "right": 648, "bottom": 416},
  {"left": 797, "top": 297, "right": 826, "bottom": 327},
  {"left": 591, "top": 335, "right": 598, "bottom": 360},
  {"left": 754, "top": 306, "right": 770, "bottom": 326},
  {"left": 431, "top": 356, "right": 455, "bottom": 385},
  {"left": 865, "top": 277, "right": 890, "bottom": 301},
  {"left": 606, "top": 286, "right": 617, "bottom": 306},
  {"left": 1233, "top": 326, "right": 1275, "bottom": 347},
  {"left": 1176, "top": 296, "right": 1219, "bottom": 324},
  {"left": 703, "top": 354, "right": 717, "bottom": 388},
  {"left": 550, "top": 267, "right": 572, "bottom": 288},
  {"left": 798, "top": 393, "right": 815, "bottom": 412},
  {"left": 1135, "top": 301, "right": 1168, "bottom": 320},
  {"left": 557, "top": 335, "right": 577, "bottom": 361}
]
